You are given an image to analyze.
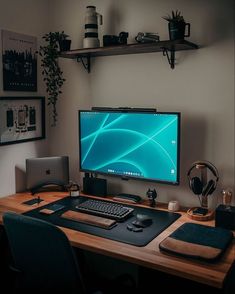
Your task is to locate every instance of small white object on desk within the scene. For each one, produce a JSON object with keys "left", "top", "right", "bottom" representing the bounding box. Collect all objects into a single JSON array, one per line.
[
  {"left": 69, "top": 183, "right": 80, "bottom": 197},
  {"left": 168, "top": 200, "right": 180, "bottom": 212},
  {"left": 222, "top": 188, "right": 233, "bottom": 207}
]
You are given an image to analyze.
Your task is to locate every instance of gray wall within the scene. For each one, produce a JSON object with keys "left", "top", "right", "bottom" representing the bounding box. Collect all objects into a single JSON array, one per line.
[
  {"left": 0, "top": 0, "right": 234, "bottom": 209},
  {"left": 0, "top": 0, "right": 50, "bottom": 197},
  {"left": 49, "top": 0, "right": 234, "bottom": 207}
]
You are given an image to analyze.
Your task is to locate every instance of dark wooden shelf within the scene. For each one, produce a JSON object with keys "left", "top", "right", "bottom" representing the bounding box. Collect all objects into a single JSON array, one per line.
[{"left": 59, "top": 39, "right": 199, "bottom": 72}]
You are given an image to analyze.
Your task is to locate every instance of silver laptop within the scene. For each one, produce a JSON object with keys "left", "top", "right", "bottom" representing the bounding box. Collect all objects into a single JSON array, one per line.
[{"left": 26, "top": 156, "right": 69, "bottom": 192}]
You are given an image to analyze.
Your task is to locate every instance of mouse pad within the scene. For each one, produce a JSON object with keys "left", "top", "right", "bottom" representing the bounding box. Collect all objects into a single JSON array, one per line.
[{"left": 23, "top": 196, "right": 180, "bottom": 246}]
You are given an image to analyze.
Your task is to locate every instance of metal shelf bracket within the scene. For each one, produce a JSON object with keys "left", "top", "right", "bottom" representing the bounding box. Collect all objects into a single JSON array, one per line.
[
  {"left": 77, "top": 56, "right": 91, "bottom": 73},
  {"left": 162, "top": 48, "right": 175, "bottom": 69}
]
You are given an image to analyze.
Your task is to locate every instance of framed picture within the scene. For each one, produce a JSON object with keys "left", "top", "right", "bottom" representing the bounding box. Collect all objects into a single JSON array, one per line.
[
  {"left": 2, "top": 30, "right": 37, "bottom": 91},
  {"left": 0, "top": 96, "right": 45, "bottom": 146}
]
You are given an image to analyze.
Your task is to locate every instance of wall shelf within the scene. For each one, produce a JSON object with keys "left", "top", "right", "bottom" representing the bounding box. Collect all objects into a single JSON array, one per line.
[{"left": 59, "top": 39, "right": 199, "bottom": 72}]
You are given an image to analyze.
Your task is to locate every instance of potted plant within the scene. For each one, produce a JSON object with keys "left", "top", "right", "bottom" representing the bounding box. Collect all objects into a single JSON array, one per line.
[
  {"left": 39, "top": 31, "right": 70, "bottom": 126},
  {"left": 58, "top": 32, "right": 71, "bottom": 52},
  {"left": 163, "top": 10, "right": 190, "bottom": 41}
]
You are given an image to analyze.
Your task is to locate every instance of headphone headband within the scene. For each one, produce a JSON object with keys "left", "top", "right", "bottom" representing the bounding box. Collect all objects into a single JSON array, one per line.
[{"left": 187, "top": 160, "right": 219, "bottom": 182}]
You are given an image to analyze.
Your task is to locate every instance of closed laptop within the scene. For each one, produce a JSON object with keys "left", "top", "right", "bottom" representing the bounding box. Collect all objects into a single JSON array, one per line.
[{"left": 26, "top": 156, "right": 69, "bottom": 192}]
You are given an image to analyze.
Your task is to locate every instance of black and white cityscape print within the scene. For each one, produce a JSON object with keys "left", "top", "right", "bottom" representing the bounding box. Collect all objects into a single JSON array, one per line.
[{"left": 2, "top": 30, "right": 37, "bottom": 91}]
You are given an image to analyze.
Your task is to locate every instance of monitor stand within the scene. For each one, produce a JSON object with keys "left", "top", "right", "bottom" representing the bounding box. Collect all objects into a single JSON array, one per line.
[{"left": 113, "top": 193, "right": 142, "bottom": 204}]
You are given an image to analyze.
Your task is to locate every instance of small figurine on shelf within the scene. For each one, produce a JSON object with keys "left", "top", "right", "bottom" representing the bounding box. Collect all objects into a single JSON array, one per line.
[
  {"left": 103, "top": 32, "right": 129, "bottom": 47},
  {"left": 135, "top": 32, "right": 160, "bottom": 43},
  {"left": 146, "top": 188, "right": 157, "bottom": 207}
]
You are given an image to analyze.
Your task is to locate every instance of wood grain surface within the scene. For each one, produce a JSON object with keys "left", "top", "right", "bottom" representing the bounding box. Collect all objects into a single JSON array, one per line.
[
  {"left": 0, "top": 191, "right": 234, "bottom": 289},
  {"left": 61, "top": 210, "right": 116, "bottom": 229}
]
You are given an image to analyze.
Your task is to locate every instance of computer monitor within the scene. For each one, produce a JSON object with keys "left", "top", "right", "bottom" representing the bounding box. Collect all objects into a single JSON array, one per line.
[
  {"left": 26, "top": 156, "right": 69, "bottom": 193},
  {"left": 78, "top": 110, "right": 180, "bottom": 185}
]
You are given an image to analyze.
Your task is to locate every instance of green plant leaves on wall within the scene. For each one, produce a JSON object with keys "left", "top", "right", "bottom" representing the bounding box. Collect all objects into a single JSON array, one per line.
[{"left": 39, "top": 32, "right": 66, "bottom": 126}]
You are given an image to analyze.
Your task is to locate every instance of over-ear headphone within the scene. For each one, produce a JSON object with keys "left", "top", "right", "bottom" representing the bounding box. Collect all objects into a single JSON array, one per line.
[{"left": 187, "top": 160, "right": 219, "bottom": 196}]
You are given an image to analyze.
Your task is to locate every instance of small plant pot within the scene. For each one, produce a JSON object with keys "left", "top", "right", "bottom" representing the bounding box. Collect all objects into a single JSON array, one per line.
[
  {"left": 168, "top": 21, "right": 190, "bottom": 40},
  {"left": 59, "top": 39, "right": 71, "bottom": 51}
]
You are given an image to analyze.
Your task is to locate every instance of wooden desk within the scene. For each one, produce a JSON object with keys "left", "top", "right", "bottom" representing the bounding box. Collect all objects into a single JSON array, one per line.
[{"left": 0, "top": 192, "right": 234, "bottom": 289}]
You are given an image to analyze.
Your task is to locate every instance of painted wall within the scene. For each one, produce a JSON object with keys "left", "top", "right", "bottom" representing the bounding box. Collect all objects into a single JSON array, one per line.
[
  {"left": 49, "top": 0, "right": 234, "bottom": 207},
  {"left": 50, "top": 0, "right": 234, "bottom": 206},
  {"left": 0, "top": 0, "right": 233, "bottom": 209},
  {"left": 47, "top": 0, "right": 91, "bottom": 182},
  {"left": 0, "top": 0, "right": 50, "bottom": 197}
]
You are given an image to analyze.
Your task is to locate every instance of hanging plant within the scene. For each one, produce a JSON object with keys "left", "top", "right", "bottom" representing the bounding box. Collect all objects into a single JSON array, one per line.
[{"left": 39, "top": 32, "right": 69, "bottom": 126}]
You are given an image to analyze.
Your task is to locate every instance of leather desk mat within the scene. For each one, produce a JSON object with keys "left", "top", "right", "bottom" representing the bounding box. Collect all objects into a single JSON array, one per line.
[{"left": 23, "top": 196, "right": 180, "bottom": 247}]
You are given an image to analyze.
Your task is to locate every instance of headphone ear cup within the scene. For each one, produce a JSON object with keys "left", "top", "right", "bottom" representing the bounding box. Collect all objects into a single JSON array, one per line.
[
  {"left": 202, "top": 179, "right": 215, "bottom": 196},
  {"left": 190, "top": 177, "right": 203, "bottom": 195}
]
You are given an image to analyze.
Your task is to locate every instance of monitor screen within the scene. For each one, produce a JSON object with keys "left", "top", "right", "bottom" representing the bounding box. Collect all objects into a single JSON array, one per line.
[{"left": 79, "top": 110, "right": 180, "bottom": 185}]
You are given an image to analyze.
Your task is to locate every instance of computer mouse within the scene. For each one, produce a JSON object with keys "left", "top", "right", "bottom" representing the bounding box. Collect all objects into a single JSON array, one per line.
[{"left": 132, "top": 214, "right": 153, "bottom": 228}]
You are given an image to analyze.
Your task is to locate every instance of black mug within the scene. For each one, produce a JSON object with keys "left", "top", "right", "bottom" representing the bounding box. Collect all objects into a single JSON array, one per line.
[{"left": 168, "top": 22, "right": 190, "bottom": 40}]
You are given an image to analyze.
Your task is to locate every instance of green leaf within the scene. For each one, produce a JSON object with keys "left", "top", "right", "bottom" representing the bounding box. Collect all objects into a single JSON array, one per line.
[{"left": 40, "top": 31, "right": 69, "bottom": 126}]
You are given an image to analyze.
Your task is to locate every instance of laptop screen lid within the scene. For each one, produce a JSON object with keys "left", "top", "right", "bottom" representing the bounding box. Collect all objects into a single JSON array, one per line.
[{"left": 26, "top": 156, "right": 69, "bottom": 192}]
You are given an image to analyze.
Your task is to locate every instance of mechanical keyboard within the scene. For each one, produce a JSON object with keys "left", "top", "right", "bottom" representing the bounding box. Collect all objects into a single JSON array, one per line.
[{"left": 75, "top": 199, "right": 134, "bottom": 221}]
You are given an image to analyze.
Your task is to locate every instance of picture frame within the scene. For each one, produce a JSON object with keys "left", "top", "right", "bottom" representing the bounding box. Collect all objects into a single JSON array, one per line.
[
  {"left": 2, "top": 30, "right": 37, "bottom": 91},
  {"left": 0, "top": 96, "right": 45, "bottom": 146}
]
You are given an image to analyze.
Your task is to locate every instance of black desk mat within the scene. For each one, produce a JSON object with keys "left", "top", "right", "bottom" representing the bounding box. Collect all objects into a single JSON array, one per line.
[{"left": 23, "top": 196, "right": 180, "bottom": 247}]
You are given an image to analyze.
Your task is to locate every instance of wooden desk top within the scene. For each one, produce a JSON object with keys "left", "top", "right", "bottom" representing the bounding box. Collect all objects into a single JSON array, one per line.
[{"left": 0, "top": 192, "right": 234, "bottom": 289}]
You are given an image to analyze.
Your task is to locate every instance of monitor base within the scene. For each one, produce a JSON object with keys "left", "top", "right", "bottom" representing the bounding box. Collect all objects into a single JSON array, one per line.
[{"left": 113, "top": 193, "right": 141, "bottom": 204}]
